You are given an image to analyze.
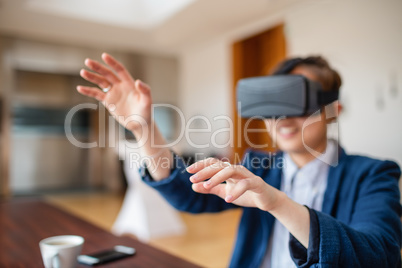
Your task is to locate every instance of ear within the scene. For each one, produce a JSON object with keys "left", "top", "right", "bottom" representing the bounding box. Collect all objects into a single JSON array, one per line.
[
  {"left": 336, "top": 101, "right": 343, "bottom": 115},
  {"left": 324, "top": 101, "right": 342, "bottom": 124}
]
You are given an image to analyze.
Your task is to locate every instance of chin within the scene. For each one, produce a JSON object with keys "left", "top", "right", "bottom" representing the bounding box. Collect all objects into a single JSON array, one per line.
[{"left": 276, "top": 139, "right": 305, "bottom": 153}]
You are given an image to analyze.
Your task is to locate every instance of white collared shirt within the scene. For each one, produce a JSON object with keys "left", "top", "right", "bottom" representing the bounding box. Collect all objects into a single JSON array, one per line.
[{"left": 261, "top": 140, "right": 338, "bottom": 268}]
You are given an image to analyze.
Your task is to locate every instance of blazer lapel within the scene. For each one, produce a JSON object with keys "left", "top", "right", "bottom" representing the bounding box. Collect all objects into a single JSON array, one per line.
[
  {"left": 270, "top": 151, "right": 283, "bottom": 190},
  {"left": 322, "top": 146, "right": 346, "bottom": 215}
]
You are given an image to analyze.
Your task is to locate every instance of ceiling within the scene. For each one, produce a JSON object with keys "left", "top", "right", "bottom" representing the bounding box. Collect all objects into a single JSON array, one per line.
[
  {"left": 24, "top": 0, "right": 198, "bottom": 29},
  {"left": 0, "top": 0, "right": 306, "bottom": 55}
]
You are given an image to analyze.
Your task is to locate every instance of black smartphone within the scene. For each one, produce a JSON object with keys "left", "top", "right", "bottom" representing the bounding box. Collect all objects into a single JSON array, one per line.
[{"left": 77, "top": 245, "right": 136, "bottom": 266}]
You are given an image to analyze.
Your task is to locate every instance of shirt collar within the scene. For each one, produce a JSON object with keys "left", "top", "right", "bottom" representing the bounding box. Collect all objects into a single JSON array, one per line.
[{"left": 282, "top": 139, "right": 338, "bottom": 188}]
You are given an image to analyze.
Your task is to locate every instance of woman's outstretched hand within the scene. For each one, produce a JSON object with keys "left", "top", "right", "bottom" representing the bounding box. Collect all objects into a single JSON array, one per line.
[
  {"left": 77, "top": 53, "right": 152, "bottom": 133},
  {"left": 77, "top": 53, "right": 173, "bottom": 180},
  {"left": 186, "top": 158, "right": 283, "bottom": 212}
]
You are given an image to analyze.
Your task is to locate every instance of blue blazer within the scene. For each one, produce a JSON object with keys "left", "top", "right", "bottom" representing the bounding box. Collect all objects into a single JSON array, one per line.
[{"left": 143, "top": 148, "right": 402, "bottom": 267}]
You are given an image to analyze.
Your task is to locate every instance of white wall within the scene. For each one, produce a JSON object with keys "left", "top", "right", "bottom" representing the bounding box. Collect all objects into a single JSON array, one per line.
[
  {"left": 143, "top": 55, "right": 179, "bottom": 105},
  {"left": 177, "top": 39, "right": 232, "bottom": 157},
  {"left": 177, "top": 0, "right": 402, "bottom": 166}
]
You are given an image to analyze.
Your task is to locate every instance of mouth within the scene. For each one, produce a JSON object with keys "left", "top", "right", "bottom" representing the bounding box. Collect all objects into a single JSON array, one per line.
[{"left": 277, "top": 126, "right": 298, "bottom": 138}]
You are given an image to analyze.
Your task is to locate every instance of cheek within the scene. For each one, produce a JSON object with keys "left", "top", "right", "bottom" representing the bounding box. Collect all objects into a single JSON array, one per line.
[{"left": 302, "top": 120, "right": 327, "bottom": 143}]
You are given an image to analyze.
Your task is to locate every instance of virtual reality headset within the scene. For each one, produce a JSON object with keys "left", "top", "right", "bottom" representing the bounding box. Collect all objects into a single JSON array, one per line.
[{"left": 237, "top": 75, "right": 339, "bottom": 118}]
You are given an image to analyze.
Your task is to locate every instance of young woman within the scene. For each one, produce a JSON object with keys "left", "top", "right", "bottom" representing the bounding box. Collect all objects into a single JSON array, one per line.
[{"left": 78, "top": 54, "right": 401, "bottom": 267}]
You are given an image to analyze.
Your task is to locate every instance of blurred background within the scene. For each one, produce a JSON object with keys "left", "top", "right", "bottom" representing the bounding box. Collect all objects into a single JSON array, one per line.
[{"left": 1, "top": 0, "right": 401, "bottom": 266}]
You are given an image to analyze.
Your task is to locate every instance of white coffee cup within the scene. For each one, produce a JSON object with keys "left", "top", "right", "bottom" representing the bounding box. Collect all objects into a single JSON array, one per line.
[{"left": 39, "top": 235, "right": 84, "bottom": 268}]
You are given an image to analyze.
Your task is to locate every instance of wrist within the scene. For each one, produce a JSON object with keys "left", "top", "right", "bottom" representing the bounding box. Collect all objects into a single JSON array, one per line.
[
  {"left": 131, "top": 120, "right": 153, "bottom": 140},
  {"left": 266, "top": 189, "right": 288, "bottom": 213}
]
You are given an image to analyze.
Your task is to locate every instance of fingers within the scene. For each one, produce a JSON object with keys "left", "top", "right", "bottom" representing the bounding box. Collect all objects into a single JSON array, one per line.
[
  {"left": 191, "top": 182, "right": 226, "bottom": 198},
  {"left": 186, "top": 157, "right": 221, "bottom": 173},
  {"left": 188, "top": 158, "right": 237, "bottom": 188},
  {"left": 135, "top": 80, "right": 151, "bottom": 96},
  {"left": 203, "top": 165, "right": 247, "bottom": 189},
  {"left": 84, "top": 58, "right": 120, "bottom": 84},
  {"left": 80, "top": 69, "right": 111, "bottom": 89},
  {"left": 192, "top": 175, "right": 261, "bottom": 204},
  {"left": 102, "top": 53, "right": 135, "bottom": 83},
  {"left": 76, "top": 85, "right": 106, "bottom": 102},
  {"left": 224, "top": 178, "right": 256, "bottom": 203},
  {"left": 189, "top": 159, "right": 244, "bottom": 186},
  {"left": 189, "top": 163, "right": 224, "bottom": 187}
]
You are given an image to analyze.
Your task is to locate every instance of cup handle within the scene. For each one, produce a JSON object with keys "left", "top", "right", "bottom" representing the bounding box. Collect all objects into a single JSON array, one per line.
[{"left": 50, "top": 253, "right": 60, "bottom": 268}]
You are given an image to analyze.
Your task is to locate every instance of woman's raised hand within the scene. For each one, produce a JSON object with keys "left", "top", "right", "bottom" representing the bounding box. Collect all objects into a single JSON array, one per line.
[
  {"left": 77, "top": 53, "right": 152, "bottom": 134},
  {"left": 186, "top": 158, "right": 282, "bottom": 212}
]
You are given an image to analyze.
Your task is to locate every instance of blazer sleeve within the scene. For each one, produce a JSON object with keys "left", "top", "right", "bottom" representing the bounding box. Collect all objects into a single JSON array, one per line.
[
  {"left": 141, "top": 153, "right": 238, "bottom": 213},
  {"left": 289, "top": 160, "right": 402, "bottom": 267}
]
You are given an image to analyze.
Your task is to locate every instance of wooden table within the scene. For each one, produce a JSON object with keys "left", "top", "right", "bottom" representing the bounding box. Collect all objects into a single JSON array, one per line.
[{"left": 0, "top": 198, "right": 201, "bottom": 268}]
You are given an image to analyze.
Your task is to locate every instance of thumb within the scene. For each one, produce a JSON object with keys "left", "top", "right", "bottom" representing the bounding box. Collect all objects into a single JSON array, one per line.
[
  {"left": 135, "top": 79, "right": 151, "bottom": 95},
  {"left": 191, "top": 183, "right": 226, "bottom": 200},
  {"left": 208, "top": 184, "right": 227, "bottom": 200}
]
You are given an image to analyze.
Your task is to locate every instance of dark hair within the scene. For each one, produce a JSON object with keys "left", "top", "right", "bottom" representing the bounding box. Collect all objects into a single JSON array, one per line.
[{"left": 272, "top": 56, "right": 342, "bottom": 92}]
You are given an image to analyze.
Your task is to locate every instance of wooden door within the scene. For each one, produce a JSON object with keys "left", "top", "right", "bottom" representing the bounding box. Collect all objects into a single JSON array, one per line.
[{"left": 232, "top": 24, "right": 287, "bottom": 161}]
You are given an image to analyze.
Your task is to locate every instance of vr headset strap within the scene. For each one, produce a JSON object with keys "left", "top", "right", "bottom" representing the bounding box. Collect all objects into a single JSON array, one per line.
[{"left": 317, "top": 91, "right": 339, "bottom": 105}]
